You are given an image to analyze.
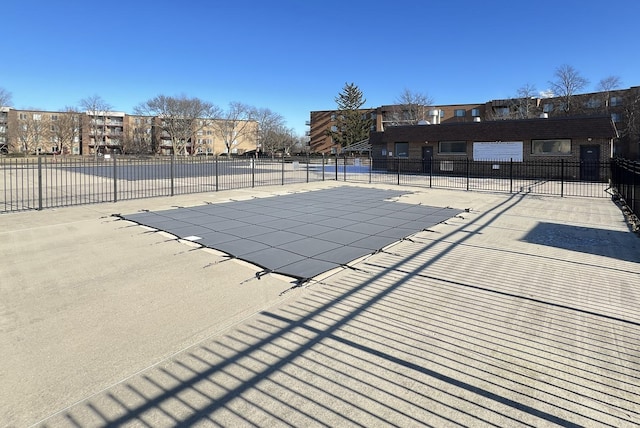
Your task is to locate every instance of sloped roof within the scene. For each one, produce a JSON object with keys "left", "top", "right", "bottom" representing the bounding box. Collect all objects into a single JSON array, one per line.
[{"left": 371, "top": 116, "right": 618, "bottom": 143}]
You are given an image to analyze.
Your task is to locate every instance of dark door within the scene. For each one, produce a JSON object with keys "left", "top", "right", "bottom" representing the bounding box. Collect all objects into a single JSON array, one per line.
[
  {"left": 422, "top": 146, "right": 433, "bottom": 173},
  {"left": 580, "top": 145, "right": 600, "bottom": 181}
]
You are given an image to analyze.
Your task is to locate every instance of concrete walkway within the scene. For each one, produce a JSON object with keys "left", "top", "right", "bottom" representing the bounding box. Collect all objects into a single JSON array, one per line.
[{"left": 1, "top": 182, "right": 639, "bottom": 427}]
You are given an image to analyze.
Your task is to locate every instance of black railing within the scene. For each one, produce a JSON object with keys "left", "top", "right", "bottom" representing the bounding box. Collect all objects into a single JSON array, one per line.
[
  {"left": 344, "top": 157, "right": 611, "bottom": 198},
  {"left": 610, "top": 157, "right": 640, "bottom": 221},
  {"left": 0, "top": 155, "right": 616, "bottom": 213}
]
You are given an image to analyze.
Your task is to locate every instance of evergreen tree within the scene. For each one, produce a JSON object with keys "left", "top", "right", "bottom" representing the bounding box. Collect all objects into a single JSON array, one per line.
[{"left": 327, "top": 83, "right": 372, "bottom": 147}]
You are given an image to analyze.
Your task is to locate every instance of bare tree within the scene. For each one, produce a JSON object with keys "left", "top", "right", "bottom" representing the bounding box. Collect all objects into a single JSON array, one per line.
[
  {"left": 212, "top": 102, "right": 257, "bottom": 156},
  {"left": 259, "top": 123, "right": 298, "bottom": 156},
  {"left": 134, "top": 95, "right": 220, "bottom": 156},
  {"left": 391, "top": 89, "right": 435, "bottom": 125},
  {"left": 280, "top": 127, "right": 300, "bottom": 156},
  {"left": 52, "top": 107, "right": 81, "bottom": 155},
  {"left": 80, "top": 95, "right": 113, "bottom": 158},
  {"left": 0, "top": 87, "right": 12, "bottom": 107},
  {"left": 513, "top": 83, "right": 539, "bottom": 119},
  {"left": 597, "top": 75, "right": 622, "bottom": 112},
  {"left": 622, "top": 88, "right": 640, "bottom": 155},
  {"left": 251, "top": 107, "right": 286, "bottom": 155},
  {"left": 548, "top": 64, "right": 589, "bottom": 115}
]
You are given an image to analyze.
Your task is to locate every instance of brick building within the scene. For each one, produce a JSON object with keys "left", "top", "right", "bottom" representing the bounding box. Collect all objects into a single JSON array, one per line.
[
  {"left": 309, "top": 86, "right": 640, "bottom": 159},
  {"left": 0, "top": 109, "right": 257, "bottom": 156},
  {"left": 368, "top": 115, "right": 617, "bottom": 180}
]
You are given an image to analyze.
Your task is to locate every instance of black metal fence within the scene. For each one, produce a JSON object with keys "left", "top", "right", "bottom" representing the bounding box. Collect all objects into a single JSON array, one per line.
[
  {"left": 335, "top": 157, "right": 611, "bottom": 198},
  {"left": 1, "top": 154, "right": 615, "bottom": 213},
  {"left": 610, "top": 157, "right": 640, "bottom": 221}
]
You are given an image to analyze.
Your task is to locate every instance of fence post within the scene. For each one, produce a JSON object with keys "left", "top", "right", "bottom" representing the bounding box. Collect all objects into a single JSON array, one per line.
[
  {"left": 632, "top": 159, "right": 637, "bottom": 214},
  {"left": 429, "top": 157, "right": 433, "bottom": 188},
  {"left": 281, "top": 153, "right": 285, "bottom": 185},
  {"left": 251, "top": 156, "right": 255, "bottom": 188},
  {"left": 306, "top": 153, "right": 309, "bottom": 183},
  {"left": 322, "top": 153, "right": 325, "bottom": 181},
  {"left": 369, "top": 155, "right": 372, "bottom": 184},
  {"left": 466, "top": 158, "right": 470, "bottom": 191},
  {"left": 509, "top": 158, "right": 513, "bottom": 194},
  {"left": 113, "top": 153, "right": 118, "bottom": 202},
  {"left": 335, "top": 154, "right": 338, "bottom": 181},
  {"left": 343, "top": 154, "right": 347, "bottom": 181},
  {"left": 169, "top": 154, "right": 175, "bottom": 196},
  {"left": 215, "top": 155, "right": 219, "bottom": 191},
  {"left": 37, "top": 156, "right": 43, "bottom": 210},
  {"left": 397, "top": 158, "right": 400, "bottom": 185},
  {"left": 560, "top": 159, "right": 565, "bottom": 198}
]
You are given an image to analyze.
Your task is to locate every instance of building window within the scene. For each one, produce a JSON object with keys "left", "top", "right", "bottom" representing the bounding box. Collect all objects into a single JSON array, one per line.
[
  {"left": 454, "top": 109, "right": 466, "bottom": 117},
  {"left": 330, "top": 125, "right": 338, "bottom": 132},
  {"left": 531, "top": 139, "right": 571, "bottom": 155},
  {"left": 439, "top": 141, "right": 467, "bottom": 154},
  {"left": 471, "top": 108, "right": 481, "bottom": 117},
  {"left": 395, "top": 142, "right": 409, "bottom": 158},
  {"left": 19, "top": 113, "right": 27, "bottom": 120},
  {"left": 51, "top": 115, "right": 58, "bottom": 121},
  {"left": 543, "top": 103, "right": 553, "bottom": 113},
  {"left": 330, "top": 114, "right": 336, "bottom": 121},
  {"left": 610, "top": 96, "right": 623, "bottom": 107},
  {"left": 585, "top": 98, "right": 601, "bottom": 109},
  {"left": 611, "top": 113, "right": 622, "bottom": 122},
  {"left": 33, "top": 114, "right": 41, "bottom": 120},
  {"left": 440, "top": 110, "right": 445, "bottom": 118}
]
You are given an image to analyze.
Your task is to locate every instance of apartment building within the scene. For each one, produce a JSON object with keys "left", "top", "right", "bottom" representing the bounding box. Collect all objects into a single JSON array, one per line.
[
  {"left": 309, "top": 86, "right": 640, "bottom": 159},
  {"left": 0, "top": 107, "right": 9, "bottom": 153},
  {"left": 0, "top": 109, "right": 257, "bottom": 156},
  {"left": 84, "top": 111, "right": 126, "bottom": 155},
  {"left": 0, "top": 108, "right": 82, "bottom": 155},
  {"left": 309, "top": 103, "right": 487, "bottom": 154}
]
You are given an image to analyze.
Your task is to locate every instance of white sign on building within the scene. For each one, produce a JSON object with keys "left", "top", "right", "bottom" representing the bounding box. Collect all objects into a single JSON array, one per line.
[{"left": 473, "top": 141, "right": 523, "bottom": 162}]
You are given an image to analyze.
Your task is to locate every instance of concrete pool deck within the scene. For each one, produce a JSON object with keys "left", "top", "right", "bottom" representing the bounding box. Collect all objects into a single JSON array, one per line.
[{"left": 1, "top": 181, "right": 639, "bottom": 427}]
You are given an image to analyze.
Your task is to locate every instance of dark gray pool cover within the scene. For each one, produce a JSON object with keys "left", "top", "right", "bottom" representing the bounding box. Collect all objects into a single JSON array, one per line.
[{"left": 122, "top": 187, "right": 461, "bottom": 281}]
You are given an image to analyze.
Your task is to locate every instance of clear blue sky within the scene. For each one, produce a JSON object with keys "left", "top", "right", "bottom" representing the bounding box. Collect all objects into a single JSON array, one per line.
[{"left": 2, "top": 1, "right": 638, "bottom": 136}]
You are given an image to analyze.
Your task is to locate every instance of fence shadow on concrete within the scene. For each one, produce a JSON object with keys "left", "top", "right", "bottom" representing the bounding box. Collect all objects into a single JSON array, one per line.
[{"left": 37, "top": 193, "right": 640, "bottom": 427}]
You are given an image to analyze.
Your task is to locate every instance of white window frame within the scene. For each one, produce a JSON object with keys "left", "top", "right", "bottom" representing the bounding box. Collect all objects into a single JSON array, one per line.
[{"left": 531, "top": 139, "right": 571, "bottom": 155}]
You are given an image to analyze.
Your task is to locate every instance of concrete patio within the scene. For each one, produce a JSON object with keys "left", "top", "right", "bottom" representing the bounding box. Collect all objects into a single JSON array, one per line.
[{"left": 1, "top": 182, "right": 639, "bottom": 427}]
